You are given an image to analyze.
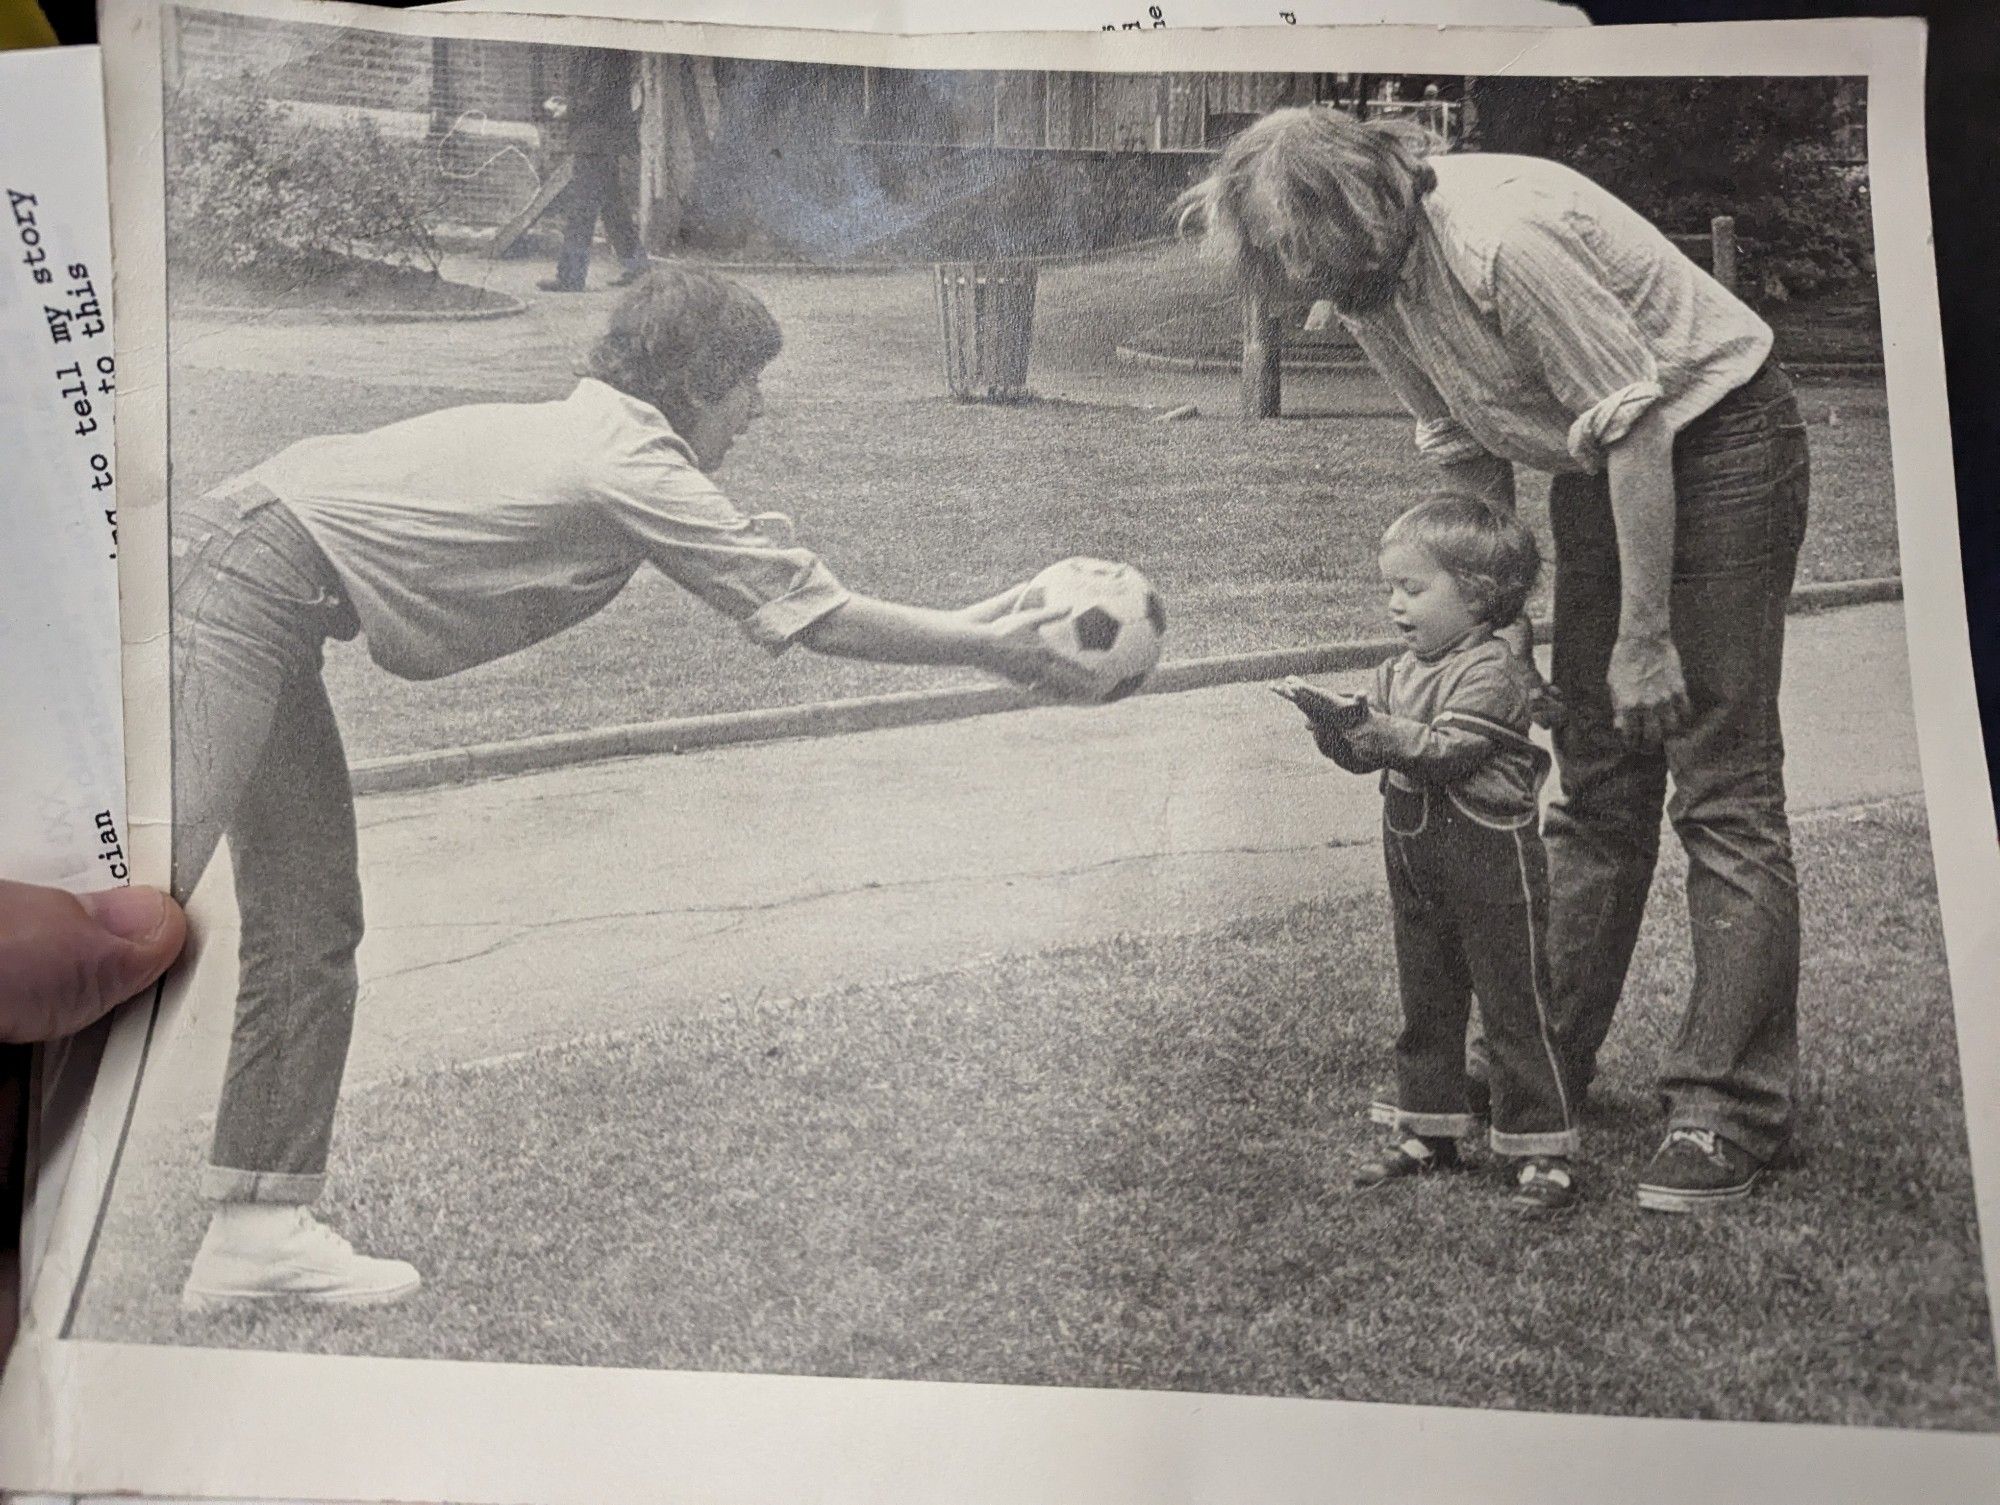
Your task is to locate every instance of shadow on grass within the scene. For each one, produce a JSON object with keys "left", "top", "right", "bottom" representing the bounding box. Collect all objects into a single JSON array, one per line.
[{"left": 72, "top": 798, "right": 1997, "bottom": 1431}]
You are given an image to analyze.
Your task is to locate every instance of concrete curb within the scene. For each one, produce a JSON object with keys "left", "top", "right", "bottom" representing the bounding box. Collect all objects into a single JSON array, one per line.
[
  {"left": 348, "top": 576, "right": 1904, "bottom": 799},
  {"left": 1112, "top": 342, "right": 1886, "bottom": 383},
  {"left": 182, "top": 291, "right": 530, "bottom": 326},
  {"left": 683, "top": 235, "right": 1180, "bottom": 278}
]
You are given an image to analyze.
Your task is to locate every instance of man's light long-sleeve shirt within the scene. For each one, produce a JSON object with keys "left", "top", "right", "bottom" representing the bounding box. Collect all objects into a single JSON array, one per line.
[
  {"left": 237, "top": 379, "right": 850, "bottom": 681},
  {"left": 1342, "top": 152, "right": 1773, "bottom": 474}
]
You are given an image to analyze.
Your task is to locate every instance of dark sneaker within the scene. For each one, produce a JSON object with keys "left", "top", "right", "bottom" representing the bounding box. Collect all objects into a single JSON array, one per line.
[
  {"left": 1509, "top": 1156, "right": 1577, "bottom": 1218},
  {"left": 537, "top": 277, "right": 585, "bottom": 293},
  {"left": 1636, "top": 1127, "right": 1762, "bottom": 1213},
  {"left": 613, "top": 256, "right": 652, "bottom": 286},
  {"left": 1354, "top": 1135, "right": 1461, "bottom": 1188}
]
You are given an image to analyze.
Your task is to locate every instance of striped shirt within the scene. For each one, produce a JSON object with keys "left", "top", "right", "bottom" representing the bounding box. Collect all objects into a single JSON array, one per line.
[
  {"left": 243, "top": 379, "right": 850, "bottom": 681},
  {"left": 1342, "top": 152, "right": 1773, "bottom": 474}
]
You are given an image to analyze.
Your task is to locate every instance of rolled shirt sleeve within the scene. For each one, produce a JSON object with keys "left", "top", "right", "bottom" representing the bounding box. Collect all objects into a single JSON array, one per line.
[
  {"left": 600, "top": 436, "right": 852, "bottom": 654},
  {"left": 1488, "top": 214, "right": 1666, "bottom": 468}
]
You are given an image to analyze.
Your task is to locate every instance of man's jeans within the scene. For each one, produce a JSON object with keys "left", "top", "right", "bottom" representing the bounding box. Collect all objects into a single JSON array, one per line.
[
  {"left": 555, "top": 151, "right": 642, "bottom": 289},
  {"left": 172, "top": 486, "right": 363, "bottom": 1204},
  {"left": 1545, "top": 362, "right": 1811, "bottom": 1164}
]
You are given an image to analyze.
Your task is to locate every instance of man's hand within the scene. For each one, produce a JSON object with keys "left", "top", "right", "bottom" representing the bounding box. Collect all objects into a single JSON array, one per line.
[
  {"left": 1607, "top": 630, "right": 1691, "bottom": 746},
  {"left": 0, "top": 881, "right": 188, "bottom": 1045},
  {"left": 979, "top": 605, "right": 1099, "bottom": 700}
]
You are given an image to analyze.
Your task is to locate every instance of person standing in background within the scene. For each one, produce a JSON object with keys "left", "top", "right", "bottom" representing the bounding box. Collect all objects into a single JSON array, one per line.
[{"left": 541, "top": 46, "right": 648, "bottom": 293}]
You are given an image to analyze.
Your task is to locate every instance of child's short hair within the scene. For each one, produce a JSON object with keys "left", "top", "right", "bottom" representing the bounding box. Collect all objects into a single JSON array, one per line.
[{"left": 1382, "top": 498, "right": 1541, "bottom": 627}]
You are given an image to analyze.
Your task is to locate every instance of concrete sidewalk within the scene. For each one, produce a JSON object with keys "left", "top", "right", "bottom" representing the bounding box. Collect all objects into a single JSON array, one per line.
[{"left": 137, "top": 601, "right": 1925, "bottom": 1139}]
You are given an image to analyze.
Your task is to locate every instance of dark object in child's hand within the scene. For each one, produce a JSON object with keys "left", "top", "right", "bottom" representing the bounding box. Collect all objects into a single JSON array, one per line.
[{"left": 1274, "top": 678, "right": 1368, "bottom": 730}]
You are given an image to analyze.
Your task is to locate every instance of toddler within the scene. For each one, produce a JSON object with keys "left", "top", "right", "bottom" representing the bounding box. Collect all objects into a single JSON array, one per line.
[{"left": 1278, "top": 499, "right": 1578, "bottom": 1215}]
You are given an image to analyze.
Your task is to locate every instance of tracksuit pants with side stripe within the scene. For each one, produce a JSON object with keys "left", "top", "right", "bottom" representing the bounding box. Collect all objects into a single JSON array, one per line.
[{"left": 1383, "top": 782, "right": 1576, "bottom": 1157}]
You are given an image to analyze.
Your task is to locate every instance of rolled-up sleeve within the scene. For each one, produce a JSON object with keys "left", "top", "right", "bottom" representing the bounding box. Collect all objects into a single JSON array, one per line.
[
  {"left": 1345, "top": 316, "right": 1488, "bottom": 467},
  {"left": 1489, "top": 213, "right": 1664, "bottom": 469},
  {"left": 600, "top": 438, "right": 852, "bottom": 654}
]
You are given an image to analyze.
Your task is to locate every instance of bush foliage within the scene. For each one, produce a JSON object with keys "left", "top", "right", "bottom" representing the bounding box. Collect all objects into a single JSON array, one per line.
[
  {"left": 166, "top": 83, "right": 446, "bottom": 278},
  {"left": 1473, "top": 77, "right": 1874, "bottom": 302}
]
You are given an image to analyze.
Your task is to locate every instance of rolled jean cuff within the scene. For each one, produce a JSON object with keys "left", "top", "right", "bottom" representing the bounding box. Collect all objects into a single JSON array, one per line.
[
  {"left": 200, "top": 1165, "right": 323, "bottom": 1204},
  {"left": 1491, "top": 1127, "right": 1580, "bottom": 1157},
  {"left": 1395, "top": 1109, "right": 1480, "bottom": 1138}
]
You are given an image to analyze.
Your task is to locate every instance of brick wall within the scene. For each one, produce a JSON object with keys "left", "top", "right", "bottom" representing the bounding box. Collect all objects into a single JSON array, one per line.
[
  {"left": 171, "top": 9, "right": 552, "bottom": 225},
  {"left": 176, "top": 9, "right": 433, "bottom": 112}
]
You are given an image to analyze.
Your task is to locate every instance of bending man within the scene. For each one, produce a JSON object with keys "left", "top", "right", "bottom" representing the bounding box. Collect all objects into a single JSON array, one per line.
[
  {"left": 1179, "top": 108, "right": 1810, "bottom": 1213},
  {"left": 172, "top": 267, "right": 1090, "bottom": 1309}
]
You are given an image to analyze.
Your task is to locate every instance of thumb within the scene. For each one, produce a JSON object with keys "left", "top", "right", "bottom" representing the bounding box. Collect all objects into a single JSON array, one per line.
[{"left": 0, "top": 881, "right": 188, "bottom": 1044}]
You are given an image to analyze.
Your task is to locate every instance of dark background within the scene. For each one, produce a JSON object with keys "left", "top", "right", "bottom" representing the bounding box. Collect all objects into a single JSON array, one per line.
[{"left": 42, "top": 0, "right": 2000, "bottom": 813}]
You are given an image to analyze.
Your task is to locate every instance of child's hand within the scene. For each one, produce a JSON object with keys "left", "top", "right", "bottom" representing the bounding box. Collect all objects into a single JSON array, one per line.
[
  {"left": 1526, "top": 678, "right": 1569, "bottom": 731},
  {"left": 1273, "top": 678, "right": 1368, "bottom": 730}
]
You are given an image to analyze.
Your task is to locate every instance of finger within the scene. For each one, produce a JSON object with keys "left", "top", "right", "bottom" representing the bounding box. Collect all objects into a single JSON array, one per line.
[
  {"left": 1623, "top": 704, "right": 1661, "bottom": 748},
  {"left": 1008, "top": 604, "right": 1073, "bottom": 632},
  {"left": 1664, "top": 688, "right": 1694, "bottom": 738},
  {"left": 0, "top": 882, "right": 188, "bottom": 1044},
  {"left": 1639, "top": 703, "right": 1672, "bottom": 748}
]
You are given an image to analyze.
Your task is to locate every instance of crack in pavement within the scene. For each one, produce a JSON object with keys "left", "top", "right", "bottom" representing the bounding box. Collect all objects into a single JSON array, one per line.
[
  {"left": 363, "top": 833, "right": 1378, "bottom": 983},
  {"left": 356, "top": 790, "right": 1921, "bottom": 989}
]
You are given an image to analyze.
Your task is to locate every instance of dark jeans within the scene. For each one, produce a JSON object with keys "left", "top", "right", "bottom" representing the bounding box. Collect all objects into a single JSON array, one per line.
[
  {"left": 1384, "top": 785, "right": 1575, "bottom": 1156},
  {"left": 1545, "top": 362, "right": 1811, "bottom": 1164},
  {"left": 172, "top": 485, "right": 363, "bottom": 1204},
  {"left": 555, "top": 151, "right": 641, "bottom": 289}
]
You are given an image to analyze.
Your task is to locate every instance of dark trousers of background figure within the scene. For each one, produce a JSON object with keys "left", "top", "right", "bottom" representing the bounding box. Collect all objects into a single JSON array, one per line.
[
  {"left": 1384, "top": 787, "right": 1575, "bottom": 1155},
  {"left": 170, "top": 486, "right": 362, "bottom": 1205},
  {"left": 1544, "top": 361, "right": 1812, "bottom": 1166},
  {"left": 554, "top": 152, "right": 641, "bottom": 290}
]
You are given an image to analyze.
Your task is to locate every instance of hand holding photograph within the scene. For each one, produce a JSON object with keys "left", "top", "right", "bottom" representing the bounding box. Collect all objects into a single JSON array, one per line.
[{"left": 1, "top": 3, "right": 1995, "bottom": 1500}]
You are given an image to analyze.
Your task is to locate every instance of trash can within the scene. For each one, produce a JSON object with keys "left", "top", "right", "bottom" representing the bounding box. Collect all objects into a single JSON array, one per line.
[{"left": 934, "top": 260, "right": 1038, "bottom": 402}]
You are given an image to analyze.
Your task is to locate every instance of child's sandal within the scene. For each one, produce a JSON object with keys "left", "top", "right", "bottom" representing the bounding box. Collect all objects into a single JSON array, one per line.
[
  {"left": 1354, "top": 1135, "right": 1460, "bottom": 1188},
  {"left": 1509, "top": 1156, "right": 1578, "bottom": 1217}
]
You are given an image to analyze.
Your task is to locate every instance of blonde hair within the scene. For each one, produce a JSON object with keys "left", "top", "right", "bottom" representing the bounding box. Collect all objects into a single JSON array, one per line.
[
  {"left": 1382, "top": 498, "right": 1541, "bottom": 627},
  {"left": 1175, "top": 107, "right": 1438, "bottom": 314}
]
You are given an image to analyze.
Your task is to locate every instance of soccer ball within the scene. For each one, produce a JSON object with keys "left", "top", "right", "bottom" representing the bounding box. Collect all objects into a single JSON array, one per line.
[{"left": 1013, "top": 557, "right": 1167, "bottom": 703}]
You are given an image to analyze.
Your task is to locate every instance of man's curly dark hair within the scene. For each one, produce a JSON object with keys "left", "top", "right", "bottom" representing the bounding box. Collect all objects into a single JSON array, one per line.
[{"left": 581, "top": 266, "right": 782, "bottom": 447}]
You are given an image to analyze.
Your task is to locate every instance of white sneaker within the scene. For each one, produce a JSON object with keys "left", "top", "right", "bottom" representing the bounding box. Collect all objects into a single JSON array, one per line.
[{"left": 180, "top": 1206, "right": 421, "bottom": 1313}]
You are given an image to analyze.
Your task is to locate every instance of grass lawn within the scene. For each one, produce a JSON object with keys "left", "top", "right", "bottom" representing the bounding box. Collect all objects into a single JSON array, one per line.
[
  {"left": 75, "top": 798, "right": 1999, "bottom": 1429},
  {"left": 171, "top": 362, "right": 1901, "bottom": 762}
]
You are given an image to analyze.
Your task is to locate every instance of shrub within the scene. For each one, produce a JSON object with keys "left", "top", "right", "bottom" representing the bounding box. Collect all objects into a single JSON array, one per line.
[
  {"left": 1474, "top": 77, "right": 1875, "bottom": 304},
  {"left": 166, "top": 81, "right": 446, "bottom": 278}
]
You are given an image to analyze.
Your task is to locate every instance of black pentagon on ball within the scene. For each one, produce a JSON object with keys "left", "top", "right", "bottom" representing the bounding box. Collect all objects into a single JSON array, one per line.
[
  {"left": 1104, "top": 671, "right": 1149, "bottom": 702},
  {"left": 1073, "top": 604, "right": 1121, "bottom": 652},
  {"left": 1145, "top": 591, "right": 1167, "bottom": 636}
]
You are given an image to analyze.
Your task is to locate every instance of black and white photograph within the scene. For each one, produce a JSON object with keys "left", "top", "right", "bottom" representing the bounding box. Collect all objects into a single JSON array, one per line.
[{"left": 3, "top": 2, "right": 1996, "bottom": 1500}]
